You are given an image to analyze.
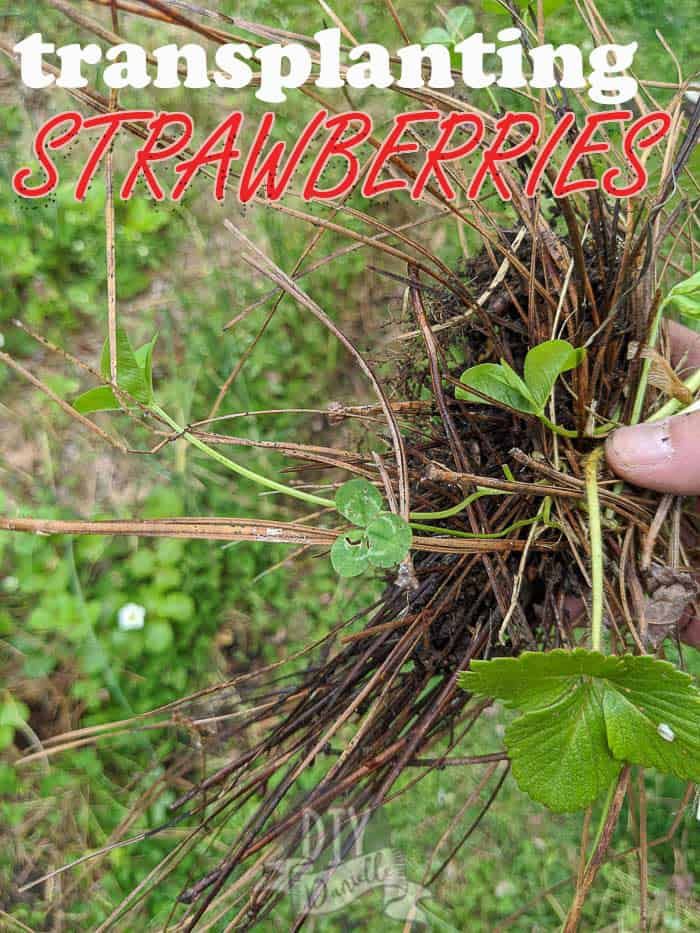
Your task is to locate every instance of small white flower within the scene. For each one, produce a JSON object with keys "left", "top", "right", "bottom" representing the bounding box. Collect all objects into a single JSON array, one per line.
[
  {"left": 495, "top": 880, "right": 516, "bottom": 898},
  {"left": 0, "top": 333, "right": 5, "bottom": 349},
  {"left": 2, "top": 575, "right": 19, "bottom": 592},
  {"left": 118, "top": 602, "right": 146, "bottom": 631},
  {"left": 657, "top": 723, "right": 675, "bottom": 743}
]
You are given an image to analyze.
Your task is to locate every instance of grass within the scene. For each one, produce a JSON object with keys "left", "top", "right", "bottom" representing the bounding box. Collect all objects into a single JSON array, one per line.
[{"left": 1, "top": 0, "right": 698, "bottom": 929}]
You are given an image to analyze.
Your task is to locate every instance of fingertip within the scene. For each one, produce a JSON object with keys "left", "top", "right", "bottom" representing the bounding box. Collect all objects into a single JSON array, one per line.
[{"left": 606, "top": 413, "right": 700, "bottom": 495}]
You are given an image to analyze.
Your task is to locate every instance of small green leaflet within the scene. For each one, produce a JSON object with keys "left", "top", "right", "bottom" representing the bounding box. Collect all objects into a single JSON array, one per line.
[
  {"left": 457, "top": 339, "right": 586, "bottom": 416},
  {"left": 458, "top": 649, "right": 700, "bottom": 812},
  {"left": 456, "top": 363, "right": 536, "bottom": 412},
  {"left": 523, "top": 340, "right": 586, "bottom": 411},
  {"left": 0, "top": 691, "right": 30, "bottom": 751},
  {"left": 331, "top": 479, "right": 412, "bottom": 578},
  {"left": 422, "top": 5, "right": 475, "bottom": 45},
  {"left": 330, "top": 534, "right": 371, "bottom": 579},
  {"left": 335, "top": 478, "right": 383, "bottom": 526},
  {"left": 73, "top": 327, "right": 158, "bottom": 413},
  {"left": 664, "top": 269, "right": 700, "bottom": 331},
  {"left": 365, "top": 513, "right": 413, "bottom": 568}
]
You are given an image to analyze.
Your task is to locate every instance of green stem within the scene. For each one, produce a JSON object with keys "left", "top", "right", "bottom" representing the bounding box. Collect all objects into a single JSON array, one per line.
[
  {"left": 152, "top": 405, "right": 335, "bottom": 509},
  {"left": 585, "top": 448, "right": 605, "bottom": 654},
  {"left": 153, "top": 408, "right": 564, "bottom": 543},
  {"left": 587, "top": 777, "right": 617, "bottom": 861},
  {"left": 409, "top": 487, "right": 508, "bottom": 521},
  {"left": 410, "top": 514, "right": 542, "bottom": 539},
  {"left": 630, "top": 298, "right": 669, "bottom": 426},
  {"left": 155, "top": 406, "right": 517, "bottom": 535},
  {"left": 538, "top": 414, "right": 579, "bottom": 438}
]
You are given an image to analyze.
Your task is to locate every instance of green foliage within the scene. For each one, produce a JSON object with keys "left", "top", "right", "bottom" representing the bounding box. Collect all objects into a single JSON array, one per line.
[
  {"left": 456, "top": 361, "right": 538, "bottom": 412},
  {"left": 663, "top": 269, "right": 700, "bottom": 331},
  {"left": 0, "top": 182, "right": 173, "bottom": 357},
  {"left": 335, "top": 477, "right": 383, "bottom": 525},
  {"left": 457, "top": 340, "right": 586, "bottom": 436},
  {"left": 422, "top": 6, "right": 475, "bottom": 44},
  {"left": 457, "top": 340, "right": 585, "bottom": 415},
  {"left": 331, "top": 480, "right": 412, "bottom": 577},
  {"left": 73, "top": 328, "right": 157, "bottom": 412},
  {"left": 0, "top": 692, "right": 30, "bottom": 750},
  {"left": 483, "top": 0, "right": 566, "bottom": 13},
  {"left": 1, "top": 2, "right": 697, "bottom": 927},
  {"left": 459, "top": 650, "right": 700, "bottom": 812}
]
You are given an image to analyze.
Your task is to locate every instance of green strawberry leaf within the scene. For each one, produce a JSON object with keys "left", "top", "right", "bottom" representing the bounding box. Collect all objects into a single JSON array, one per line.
[
  {"left": 459, "top": 650, "right": 700, "bottom": 812},
  {"left": 335, "top": 479, "right": 383, "bottom": 526},
  {"left": 601, "top": 655, "right": 700, "bottom": 781},
  {"left": 331, "top": 533, "right": 371, "bottom": 578},
  {"left": 456, "top": 363, "right": 536, "bottom": 413},
  {"left": 366, "top": 512, "right": 413, "bottom": 568},
  {"left": 523, "top": 340, "right": 586, "bottom": 411},
  {"left": 459, "top": 648, "right": 616, "bottom": 711},
  {"left": 505, "top": 681, "right": 622, "bottom": 812}
]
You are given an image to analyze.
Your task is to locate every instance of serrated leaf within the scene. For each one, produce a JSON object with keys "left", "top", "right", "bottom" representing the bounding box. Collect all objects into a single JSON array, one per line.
[
  {"left": 73, "top": 385, "right": 119, "bottom": 414},
  {"left": 459, "top": 648, "right": 616, "bottom": 711},
  {"left": 523, "top": 340, "right": 586, "bottom": 411},
  {"left": 366, "top": 513, "right": 413, "bottom": 568},
  {"left": 601, "top": 655, "right": 700, "bottom": 783},
  {"left": 456, "top": 363, "right": 536, "bottom": 413},
  {"left": 335, "top": 479, "right": 383, "bottom": 526},
  {"left": 331, "top": 533, "right": 370, "bottom": 578},
  {"left": 459, "top": 649, "right": 700, "bottom": 811},
  {"left": 506, "top": 682, "right": 622, "bottom": 812}
]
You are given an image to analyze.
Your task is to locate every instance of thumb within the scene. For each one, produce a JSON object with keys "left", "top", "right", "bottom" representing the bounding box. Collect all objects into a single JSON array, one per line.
[{"left": 605, "top": 410, "right": 700, "bottom": 495}]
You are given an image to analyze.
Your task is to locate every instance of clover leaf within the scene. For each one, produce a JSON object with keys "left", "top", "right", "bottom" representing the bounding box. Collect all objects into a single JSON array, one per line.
[
  {"left": 335, "top": 478, "right": 383, "bottom": 526},
  {"left": 331, "top": 479, "right": 412, "bottom": 578},
  {"left": 456, "top": 339, "right": 586, "bottom": 431},
  {"left": 74, "top": 327, "right": 158, "bottom": 413},
  {"left": 330, "top": 533, "right": 370, "bottom": 578},
  {"left": 459, "top": 649, "right": 700, "bottom": 812},
  {"left": 366, "top": 513, "right": 413, "bottom": 568}
]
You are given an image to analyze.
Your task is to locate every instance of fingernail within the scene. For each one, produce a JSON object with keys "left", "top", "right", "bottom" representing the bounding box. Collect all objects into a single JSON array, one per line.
[{"left": 606, "top": 420, "right": 675, "bottom": 470}]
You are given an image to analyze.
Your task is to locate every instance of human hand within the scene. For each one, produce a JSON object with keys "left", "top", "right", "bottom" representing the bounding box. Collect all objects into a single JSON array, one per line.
[
  {"left": 606, "top": 321, "right": 700, "bottom": 647},
  {"left": 606, "top": 320, "right": 700, "bottom": 495}
]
